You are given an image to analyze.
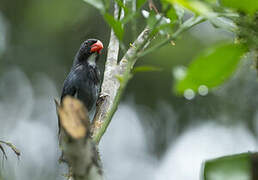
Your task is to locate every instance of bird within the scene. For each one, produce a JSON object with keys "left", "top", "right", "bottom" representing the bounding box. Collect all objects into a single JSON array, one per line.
[{"left": 61, "top": 39, "right": 104, "bottom": 118}]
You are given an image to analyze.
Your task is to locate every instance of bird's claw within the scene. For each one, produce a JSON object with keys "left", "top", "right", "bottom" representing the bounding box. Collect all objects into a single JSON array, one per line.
[{"left": 96, "top": 93, "right": 109, "bottom": 106}]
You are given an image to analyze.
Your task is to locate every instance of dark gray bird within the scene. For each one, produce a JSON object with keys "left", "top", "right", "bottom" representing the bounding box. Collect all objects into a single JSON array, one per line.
[{"left": 61, "top": 39, "right": 104, "bottom": 115}]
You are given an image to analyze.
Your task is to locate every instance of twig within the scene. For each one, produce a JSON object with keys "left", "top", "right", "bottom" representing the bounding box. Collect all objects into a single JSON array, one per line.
[
  {"left": 0, "top": 140, "right": 20, "bottom": 159},
  {"left": 148, "top": 0, "right": 159, "bottom": 13},
  {"left": 138, "top": 16, "right": 205, "bottom": 58}
]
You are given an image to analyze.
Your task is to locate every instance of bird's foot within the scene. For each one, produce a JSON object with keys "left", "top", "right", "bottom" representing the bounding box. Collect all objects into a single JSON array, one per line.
[{"left": 97, "top": 93, "right": 109, "bottom": 106}]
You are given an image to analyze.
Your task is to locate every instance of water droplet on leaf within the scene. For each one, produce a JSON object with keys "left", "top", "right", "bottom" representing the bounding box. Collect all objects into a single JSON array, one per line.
[
  {"left": 173, "top": 66, "right": 186, "bottom": 80},
  {"left": 184, "top": 89, "right": 195, "bottom": 100},
  {"left": 198, "top": 85, "right": 208, "bottom": 96}
]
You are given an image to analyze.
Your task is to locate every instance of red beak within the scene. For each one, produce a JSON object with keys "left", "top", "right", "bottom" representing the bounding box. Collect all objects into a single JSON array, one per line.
[{"left": 90, "top": 40, "right": 103, "bottom": 54}]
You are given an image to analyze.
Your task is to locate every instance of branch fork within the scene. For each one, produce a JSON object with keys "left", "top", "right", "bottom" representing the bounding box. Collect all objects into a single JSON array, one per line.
[
  {"left": 55, "top": 3, "right": 151, "bottom": 180},
  {"left": 55, "top": 2, "right": 204, "bottom": 180}
]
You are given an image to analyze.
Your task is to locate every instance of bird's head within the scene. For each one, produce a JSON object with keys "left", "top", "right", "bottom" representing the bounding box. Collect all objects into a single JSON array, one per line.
[{"left": 76, "top": 39, "right": 104, "bottom": 63}]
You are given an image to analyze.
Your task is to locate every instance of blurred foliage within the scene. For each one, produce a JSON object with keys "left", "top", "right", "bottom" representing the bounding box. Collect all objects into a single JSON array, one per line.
[
  {"left": 81, "top": 0, "right": 258, "bottom": 97},
  {"left": 0, "top": 0, "right": 257, "bottom": 179},
  {"left": 83, "top": 0, "right": 104, "bottom": 11},
  {"left": 203, "top": 153, "right": 258, "bottom": 180},
  {"left": 220, "top": 0, "right": 258, "bottom": 15},
  {"left": 80, "top": 0, "right": 258, "bottom": 160},
  {"left": 175, "top": 43, "right": 247, "bottom": 94},
  {"left": 236, "top": 13, "right": 258, "bottom": 49},
  {"left": 133, "top": 65, "right": 162, "bottom": 73},
  {"left": 104, "top": 13, "right": 124, "bottom": 40}
]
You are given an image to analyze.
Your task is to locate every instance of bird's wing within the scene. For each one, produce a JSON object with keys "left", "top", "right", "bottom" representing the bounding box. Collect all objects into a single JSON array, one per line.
[
  {"left": 59, "top": 70, "right": 79, "bottom": 135},
  {"left": 61, "top": 70, "right": 78, "bottom": 101}
]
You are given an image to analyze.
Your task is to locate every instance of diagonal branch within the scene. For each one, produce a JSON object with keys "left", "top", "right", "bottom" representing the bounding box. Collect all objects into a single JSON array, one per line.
[{"left": 92, "top": 28, "right": 150, "bottom": 143}]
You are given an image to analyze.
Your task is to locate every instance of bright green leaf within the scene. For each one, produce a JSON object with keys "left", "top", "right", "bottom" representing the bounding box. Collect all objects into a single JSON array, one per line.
[
  {"left": 167, "top": 0, "right": 214, "bottom": 17},
  {"left": 204, "top": 0, "right": 217, "bottom": 3},
  {"left": 133, "top": 66, "right": 162, "bottom": 73},
  {"left": 175, "top": 43, "right": 248, "bottom": 94},
  {"left": 115, "top": 74, "right": 124, "bottom": 83},
  {"left": 203, "top": 153, "right": 253, "bottom": 180},
  {"left": 161, "top": 0, "right": 179, "bottom": 22},
  {"left": 104, "top": 13, "right": 124, "bottom": 40},
  {"left": 83, "top": 0, "right": 104, "bottom": 11},
  {"left": 166, "top": 6, "right": 178, "bottom": 22},
  {"left": 220, "top": 0, "right": 258, "bottom": 15}
]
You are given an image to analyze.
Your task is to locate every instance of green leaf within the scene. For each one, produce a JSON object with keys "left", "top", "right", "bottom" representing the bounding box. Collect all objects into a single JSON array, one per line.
[
  {"left": 209, "top": 17, "right": 236, "bottom": 32},
  {"left": 175, "top": 43, "right": 248, "bottom": 94},
  {"left": 121, "top": 12, "right": 138, "bottom": 24},
  {"left": 204, "top": 0, "right": 217, "bottom": 3},
  {"left": 166, "top": 6, "right": 178, "bottom": 22},
  {"left": 115, "top": 0, "right": 129, "bottom": 15},
  {"left": 104, "top": 13, "right": 124, "bottom": 40},
  {"left": 133, "top": 66, "right": 162, "bottom": 73},
  {"left": 83, "top": 0, "right": 104, "bottom": 11},
  {"left": 167, "top": 0, "right": 214, "bottom": 17},
  {"left": 158, "top": 23, "right": 174, "bottom": 35},
  {"left": 203, "top": 153, "right": 253, "bottom": 180},
  {"left": 220, "top": 0, "right": 258, "bottom": 15},
  {"left": 173, "top": 4, "right": 184, "bottom": 23},
  {"left": 137, "top": 0, "right": 147, "bottom": 9},
  {"left": 142, "top": 10, "right": 173, "bottom": 33},
  {"left": 161, "top": 0, "right": 179, "bottom": 22},
  {"left": 147, "top": 10, "right": 157, "bottom": 29}
]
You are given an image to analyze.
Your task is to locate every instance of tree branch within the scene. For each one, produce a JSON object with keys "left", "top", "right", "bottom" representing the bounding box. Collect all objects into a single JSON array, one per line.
[
  {"left": 56, "top": 2, "right": 208, "bottom": 180},
  {"left": 91, "top": 16, "right": 205, "bottom": 144},
  {"left": 91, "top": 2, "right": 121, "bottom": 141},
  {"left": 56, "top": 97, "right": 103, "bottom": 180},
  {"left": 92, "top": 28, "right": 150, "bottom": 143},
  {"left": 0, "top": 140, "right": 20, "bottom": 159}
]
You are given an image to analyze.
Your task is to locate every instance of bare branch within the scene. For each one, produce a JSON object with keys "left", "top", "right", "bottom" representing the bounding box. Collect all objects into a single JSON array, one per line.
[{"left": 0, "top": 140, "right": 20, "bottom": 159}]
